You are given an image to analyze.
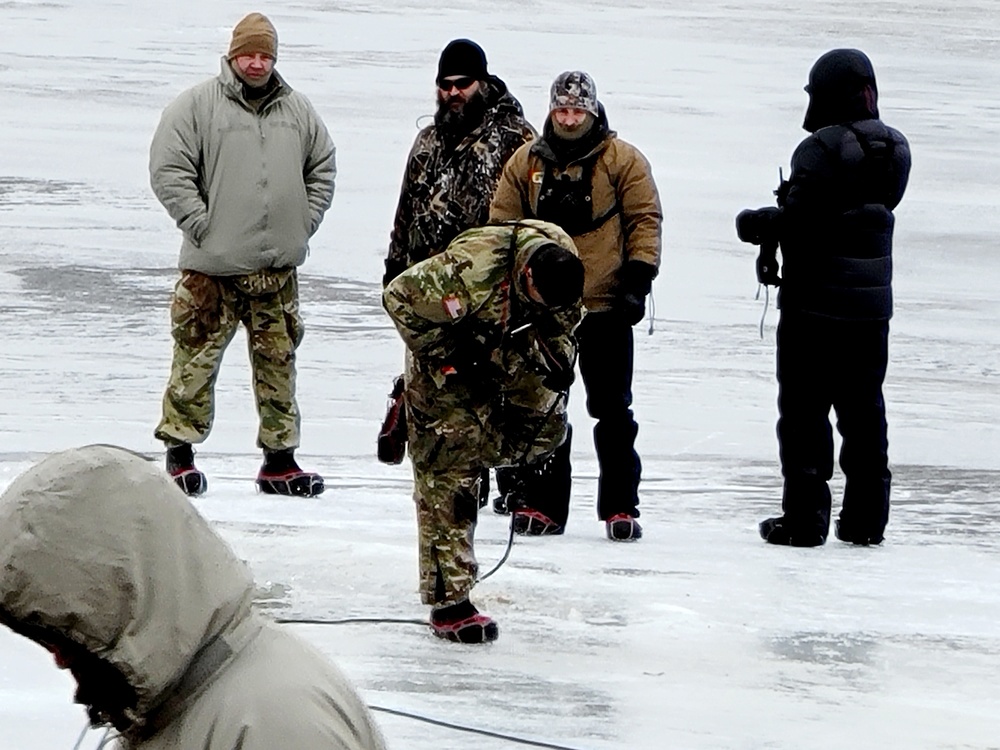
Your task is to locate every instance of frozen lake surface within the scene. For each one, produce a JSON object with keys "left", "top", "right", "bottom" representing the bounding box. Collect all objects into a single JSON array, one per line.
[{"left": 1, "top": 1, "right": 998, "bottom": 748}]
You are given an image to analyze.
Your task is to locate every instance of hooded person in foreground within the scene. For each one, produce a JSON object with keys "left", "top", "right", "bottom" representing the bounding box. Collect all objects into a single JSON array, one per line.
[
  {"left": 736, "top": 49, "right": 911, "bottom": 547},
  {"left": 0, "top": 444, "right": 386, "bottom": 749}
]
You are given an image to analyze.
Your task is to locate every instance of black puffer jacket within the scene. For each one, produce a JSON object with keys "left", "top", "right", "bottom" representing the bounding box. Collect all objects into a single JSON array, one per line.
[{"left": 777, "top": 118, "right": 911, "bottom": 321}]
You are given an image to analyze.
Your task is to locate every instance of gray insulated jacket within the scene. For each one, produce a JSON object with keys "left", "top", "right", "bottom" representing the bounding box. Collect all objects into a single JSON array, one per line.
[
  {"left": 0, "top": 445, "right": 386, "bottom": 750},
  {"left": 150, "top": 59, "right": 336, "bottom": 276}
]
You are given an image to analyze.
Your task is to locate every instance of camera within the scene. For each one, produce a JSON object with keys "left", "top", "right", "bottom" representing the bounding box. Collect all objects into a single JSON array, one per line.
[{"left": 735, "top": 206, "right": 781, "bottom": 246}]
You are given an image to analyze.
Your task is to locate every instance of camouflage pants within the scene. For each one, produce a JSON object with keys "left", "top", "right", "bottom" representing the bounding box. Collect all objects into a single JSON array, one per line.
[
  {"left": 154, "top": 269, "right": 304, "bottom": 450},
  {"left": 405, "top": 353, "right": 567, "bottom": 606}
]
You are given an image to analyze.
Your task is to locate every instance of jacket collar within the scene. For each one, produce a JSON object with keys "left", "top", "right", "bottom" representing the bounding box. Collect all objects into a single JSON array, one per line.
[{"left": 217, "top": 56, "right": 290, "bottom": 112}]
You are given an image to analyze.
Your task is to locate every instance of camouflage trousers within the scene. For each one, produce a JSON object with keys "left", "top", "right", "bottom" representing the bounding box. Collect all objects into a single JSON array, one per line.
[
  {"left": 154, "top": 268, "right": 304, "bottom": 450},
  {"left": 405, "top": 353, "right": 567, "bottom": 606}
]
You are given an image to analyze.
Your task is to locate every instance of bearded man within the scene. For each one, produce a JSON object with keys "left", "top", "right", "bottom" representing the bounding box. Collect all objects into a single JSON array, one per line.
[
  {"left": 378, "top": 39, "right": 535, "bottom": 482},
  {"left": 382, "top": 38, "right": 535, "bottom": 284}
]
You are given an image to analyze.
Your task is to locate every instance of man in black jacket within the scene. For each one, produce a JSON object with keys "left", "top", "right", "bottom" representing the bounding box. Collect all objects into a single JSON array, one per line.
[{"left": 737, "top": 49, "right": 911, "bottom": 547}]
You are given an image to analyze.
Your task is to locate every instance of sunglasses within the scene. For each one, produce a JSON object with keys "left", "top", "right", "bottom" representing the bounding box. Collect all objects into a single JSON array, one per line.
[{"left": 437, "top": 76, "right": 477, "bottom": 92}]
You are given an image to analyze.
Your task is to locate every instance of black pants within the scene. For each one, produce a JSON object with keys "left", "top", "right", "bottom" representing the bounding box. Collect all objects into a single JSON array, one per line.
[
  {"left": 506, "top": 310, "right": 641, "bottom": 526},
  {"left": 776, "top": 311, "right": 891, "bottom": 537}
]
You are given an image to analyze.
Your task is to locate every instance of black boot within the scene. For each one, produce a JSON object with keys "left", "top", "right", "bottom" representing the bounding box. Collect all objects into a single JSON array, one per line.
[
  {"left": 759, "top": 516, "right": 827, "bottom": 547},
  {"left": 257, "top": 448, "right": 325, "bottom": 497},
  {"left": 165, "top": 443, "right": 207, "bottom": 497},
  {"left": 429, "top": 599, "right": 499, "bottom": 644},
  {"left": 834, "top": 518, "right": 884, "bottom": 546}
]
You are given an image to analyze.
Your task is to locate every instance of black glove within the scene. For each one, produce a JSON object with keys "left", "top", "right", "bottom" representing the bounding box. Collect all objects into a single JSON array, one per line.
[
  {"left": 542, "top": 364, "right": 575, "bottom": 393},
  {"left": 445, "top": 339, "right": 503, "bottom": 385},
  {"left": 756, "top": 244, "right": 781, "bottom": 286},
  {"left": 617, "top": 261, "right": 657, "bottom": 326},
  {"left": 735, "top": 206, "right": 780, "bottom": 246}
]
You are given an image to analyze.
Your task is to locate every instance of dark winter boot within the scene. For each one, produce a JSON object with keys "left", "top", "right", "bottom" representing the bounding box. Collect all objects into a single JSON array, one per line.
[
  {"left": 512, "top": 509, "right": 565, "bottom": 536},
  {"left": 606, "top": 513, "right": 642, "bottom": 541},
  {"left": 165, "top": 443, "right": 207, "bottom": 497},
  {"left": 759, "top": 516, "right": 827, "bottom": 547},
  {"left": 256, "top": 449, "right": 325, "bottom": 497},
  {"left": 429, "top": 599, "right": 499, "bottom": 644},
  {"left": 834, "top": 518, "right": 884, "bottom": 546}
]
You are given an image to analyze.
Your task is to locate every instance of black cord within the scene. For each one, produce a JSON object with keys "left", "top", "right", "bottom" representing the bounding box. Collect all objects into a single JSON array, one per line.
[
  {"left": 369, "top": 704, "right": 594, "bottom": 750},
  {"left": 275, "top": 616, "right": 428, "bottom": 627},
  {"left": 477, "top": 511, "right": 516, "bottom": 582}
]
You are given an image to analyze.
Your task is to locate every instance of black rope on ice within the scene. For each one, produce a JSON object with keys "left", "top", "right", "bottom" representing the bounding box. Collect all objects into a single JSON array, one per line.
[
  {"left": 275, "top": 616, "right": 428, "bottom": 627},
  {"left": 369, "top": 704, "right": 594, "bottom": 750}
]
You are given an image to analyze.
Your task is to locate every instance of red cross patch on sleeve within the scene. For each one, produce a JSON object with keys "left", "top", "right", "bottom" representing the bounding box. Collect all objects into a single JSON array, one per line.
[{"left": 442, "top": 295, "right": 463, "bottom": 319}]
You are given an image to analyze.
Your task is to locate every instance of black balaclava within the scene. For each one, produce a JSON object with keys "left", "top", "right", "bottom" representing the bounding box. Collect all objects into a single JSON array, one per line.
[{"left": 802, "top": 48, "right": 879, "bottom": 132}]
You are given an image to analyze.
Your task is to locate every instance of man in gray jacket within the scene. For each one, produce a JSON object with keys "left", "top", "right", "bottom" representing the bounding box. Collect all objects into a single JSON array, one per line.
[
  {"left": 0, "top": 445, "right": 386, "bottom": 749},
  {"left": 150, "top": 12, "right": 336, "bottom": 497}
]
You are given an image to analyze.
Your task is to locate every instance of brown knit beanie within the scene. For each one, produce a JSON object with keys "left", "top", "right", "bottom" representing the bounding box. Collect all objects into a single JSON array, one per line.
[{"left": 227, "top": 12, "right": 278, "bottom": 60}]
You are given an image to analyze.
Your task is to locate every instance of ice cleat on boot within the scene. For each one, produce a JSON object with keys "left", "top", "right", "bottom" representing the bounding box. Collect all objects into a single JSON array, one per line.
[
  {"left": 166, "top": 443, "right": 207, "bottom": 497},
  {"left": 512, "top": 508, "right": 565, "bottom": 536},
  {"left": 834, "top": 518, "right": 884, "bottom": 546},
  {"left": 759, "top": 516, "right": 826, "bottom": 547},
  {"left": 429, "top": 600, "right": 499, "bottom": 644},
  {"left": 256, "top": 449, "right": 325, "bottom": 497},
  {"left": 606, "top": 513, "right": 642, "bottom": 541}
]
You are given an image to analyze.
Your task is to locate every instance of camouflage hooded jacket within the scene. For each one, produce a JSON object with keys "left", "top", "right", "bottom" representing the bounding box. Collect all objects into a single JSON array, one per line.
[
  {"left": 384, "top": 76, "right": 535, "bottom": 285},
  {"left": 383, "top": 220, "right": 583, "bottom": 390}
]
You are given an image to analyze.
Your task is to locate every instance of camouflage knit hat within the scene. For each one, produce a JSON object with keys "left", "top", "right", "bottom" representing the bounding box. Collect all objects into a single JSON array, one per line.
[
  {"left": 549, "top": 71, "right": 599, "bottom": 116},
  {"left": 227, "top": 12, "right": 278, "bottom": 60}
]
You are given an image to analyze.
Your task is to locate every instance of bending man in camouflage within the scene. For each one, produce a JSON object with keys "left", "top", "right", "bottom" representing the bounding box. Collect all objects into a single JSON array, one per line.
[
  {"left": 149, "top": 13, "right": 336, "bottom": 497},
  {"left": 383, "top": 220, "right": 584, "bottom": 643}
]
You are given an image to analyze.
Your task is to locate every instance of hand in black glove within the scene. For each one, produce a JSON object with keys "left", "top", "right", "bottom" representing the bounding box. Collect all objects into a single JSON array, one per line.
[
  {"left": 735, "top": 206, "right": 781, "bottom": 246},
  {"left": 756, "top": 244, "right": 781, "bottom": 286},
  {"left": 617, "top": 261, "right": 658, "bottom": 326},
  {"left": 445, "top": 340, "right": 503, "bottom": 386},
  {"left": 542, "top": 364, "right": 575, "bottom": 393}
]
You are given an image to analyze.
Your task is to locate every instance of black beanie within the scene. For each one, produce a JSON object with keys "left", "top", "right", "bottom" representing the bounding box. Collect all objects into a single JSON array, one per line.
[
  {"left": 437, "top": 39, "right": 488, "bottom": 83},
  {"left": 528, "top": 244, "right": 584, "bottom": 309}
]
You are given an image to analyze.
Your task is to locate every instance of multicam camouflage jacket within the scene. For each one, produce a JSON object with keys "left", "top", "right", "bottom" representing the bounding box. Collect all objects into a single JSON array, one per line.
[
  {"left": 383, "top": 220, "right": 583, "bottom": 390},
  {"left": 383, "top": 76, "right": 535, "bottom": 285}
]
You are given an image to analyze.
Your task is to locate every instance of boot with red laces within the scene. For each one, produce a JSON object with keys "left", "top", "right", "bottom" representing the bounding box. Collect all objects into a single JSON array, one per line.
[
  {"left": 256, "top": 448, "right": 325, "bottom": 497},
  {"left": 429, "top": 599, "right": 499, "bottom": 644},
  {"left": 512, "top": 508, "right": 565, "bottom": 536},
  {"left": 606, "top": 513, "right": 642, "bottom": 541},
  {"left": 166, "top": 443, "right": 207, "bottom": 497}
]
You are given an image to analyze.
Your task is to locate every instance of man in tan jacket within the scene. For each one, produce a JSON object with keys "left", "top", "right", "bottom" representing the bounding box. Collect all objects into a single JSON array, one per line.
[
  {"left": 0, "top": 445, "right": 386, "bottom": 749},
  {"left": 491, "top": 71, "right": 662, "bottom": 541},
  {"left": 149, "top": 13, "right": 336, "bottom": 497}
]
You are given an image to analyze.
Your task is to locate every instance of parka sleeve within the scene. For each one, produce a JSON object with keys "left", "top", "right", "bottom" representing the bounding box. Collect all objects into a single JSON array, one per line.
[
  {"left": 385, "top": 134, "right": 427, "bottom": 283},
  {"left": 489, "top": 146, "right": 532, "bottom": 222},
  {"left": 149, "top": 92, "right": 210, "bottom": 245},
  {"left": 616, "top": 142, "right": 663, "bottom": 270},
  {"left": 382, "top": 254, "right": 477, "bottom": 363},
  {"left": 781, "top": 136, "right": 840, "bottom": 215},
  {"left": 301, "top": 97, "right": 337, "bottom": 236}
]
